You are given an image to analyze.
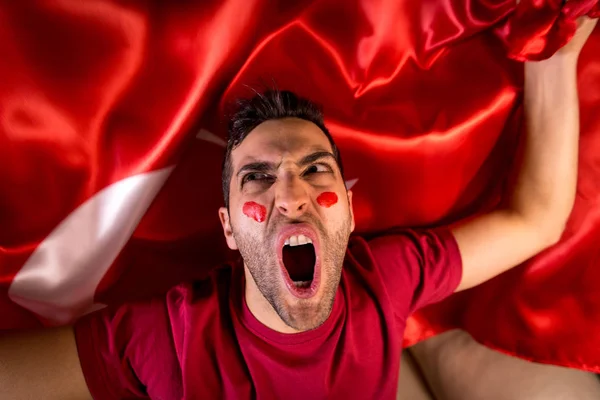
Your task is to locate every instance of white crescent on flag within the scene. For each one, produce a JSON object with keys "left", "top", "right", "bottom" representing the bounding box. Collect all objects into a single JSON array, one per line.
[{"left": 8, "top": 167, "right": 174, "bottom": 326}]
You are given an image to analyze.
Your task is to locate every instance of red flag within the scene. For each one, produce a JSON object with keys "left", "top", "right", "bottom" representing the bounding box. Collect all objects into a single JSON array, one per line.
[{"left": 1, "top": 0, "right": 599, "bottom": 372}]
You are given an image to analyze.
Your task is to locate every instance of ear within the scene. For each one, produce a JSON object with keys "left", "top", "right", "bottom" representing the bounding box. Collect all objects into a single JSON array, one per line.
[
  {"left": 347, "top": 190, "right": 355, "bottom": 232},
  {"left": 218, "top": 207, "right": 238, "bottom": 250}
]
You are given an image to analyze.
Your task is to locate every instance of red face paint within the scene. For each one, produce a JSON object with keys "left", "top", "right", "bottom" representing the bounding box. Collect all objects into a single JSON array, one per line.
[
  {"left": 317, "top": 192, "right": 338, "bottom": 208},
  {"left": 243, "top": 201, "right": 267, "bottom": 223}
]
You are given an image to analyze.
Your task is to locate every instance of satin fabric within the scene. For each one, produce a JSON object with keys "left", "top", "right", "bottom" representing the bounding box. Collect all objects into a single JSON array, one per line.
[
  {"left": 505, "top": 0, "right": 600, "bottom": 60},
  {"left": 1, "top": 0, "right": 599, "bottom": 371}
]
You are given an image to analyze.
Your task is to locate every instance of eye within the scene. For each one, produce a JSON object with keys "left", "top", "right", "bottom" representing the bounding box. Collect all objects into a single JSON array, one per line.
[
  {"left": 303, "top": 163, "right": 332, "bottom": 175},
  {"left": 242, "top": 172, "right": 275, "bottom": 185}
]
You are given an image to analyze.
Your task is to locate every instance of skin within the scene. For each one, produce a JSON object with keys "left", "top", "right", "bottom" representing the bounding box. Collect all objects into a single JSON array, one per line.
[{"left": 218, "top": 118, "right": 355, "bottom": 333}]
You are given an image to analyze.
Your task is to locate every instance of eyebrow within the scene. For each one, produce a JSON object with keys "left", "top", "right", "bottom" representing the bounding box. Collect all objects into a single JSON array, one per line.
[
  {"left": 236, "top": 161, "right": 274, "bottom": 178},
  {"left": 298, "top": 151, "right": 336, "bottom": 167},
  {"left": 236, "top": 151, "right": 336, "bottom": 177}
]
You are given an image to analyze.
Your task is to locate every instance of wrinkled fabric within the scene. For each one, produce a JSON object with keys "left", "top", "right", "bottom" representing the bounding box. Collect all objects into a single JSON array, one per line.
[
  {"left": 0, "top": 0, "right": 599, "bottom": 372},
  {"left": 503, "top": 0, "right": 600, "bottom": 60}
]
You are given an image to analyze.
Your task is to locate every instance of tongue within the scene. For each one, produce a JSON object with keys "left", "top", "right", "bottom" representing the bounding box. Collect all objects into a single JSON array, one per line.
[{"left": 282, "top": 244, "right": 315, "bottom": 282}]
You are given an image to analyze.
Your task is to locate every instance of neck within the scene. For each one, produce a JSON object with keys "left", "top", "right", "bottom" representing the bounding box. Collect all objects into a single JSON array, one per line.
[{"left": 243, "top": 267, "right": 301, "bottom": 334}]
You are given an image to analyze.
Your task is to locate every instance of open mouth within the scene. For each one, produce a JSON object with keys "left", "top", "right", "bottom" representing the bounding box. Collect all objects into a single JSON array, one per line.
[
  {"left": 282, "top": 235, "right": 316, "bottom": 288},
  {"left": 277, "top": 225, "right": 320, "bottom": 299}
]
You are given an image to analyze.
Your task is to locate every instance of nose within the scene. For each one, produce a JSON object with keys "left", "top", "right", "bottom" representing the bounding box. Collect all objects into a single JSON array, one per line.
[{"left": 275, "top": 175, "right": 309, "bottom": 219}]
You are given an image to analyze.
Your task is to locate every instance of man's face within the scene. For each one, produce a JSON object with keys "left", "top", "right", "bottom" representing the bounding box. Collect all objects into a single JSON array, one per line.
[{"left": 219, "top": 118, "right": 355, "bottom": 331}]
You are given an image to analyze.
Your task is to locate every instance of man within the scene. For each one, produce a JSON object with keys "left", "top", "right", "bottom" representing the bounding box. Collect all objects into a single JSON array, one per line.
[{"left": 0, "top": 16, "right": 597, "bottom": 400}]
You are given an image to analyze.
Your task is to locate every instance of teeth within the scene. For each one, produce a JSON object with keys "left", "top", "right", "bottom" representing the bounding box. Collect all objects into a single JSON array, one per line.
[
  {"left": 293, "top": 280, "right": 312, "bottom": 288},
  {"left": 284, "top": 235, "right": 313, "bottom": 247},
  {"left": 298, "top": 235, "right": 308, "bottom": 245}
]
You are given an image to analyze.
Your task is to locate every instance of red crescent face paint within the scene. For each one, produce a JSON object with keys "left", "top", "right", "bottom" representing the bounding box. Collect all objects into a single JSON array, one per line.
[
  {"left": 317, "top": 192, "right": 338, "bottom": 208},
  {"left": 243, "top": 201, "right": 267, "bottom": 223}
]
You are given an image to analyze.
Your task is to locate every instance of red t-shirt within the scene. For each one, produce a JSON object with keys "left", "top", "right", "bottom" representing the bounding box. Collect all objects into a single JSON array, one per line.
[{"left": 74, "top": 229, "right": 462, "bottom": 399}]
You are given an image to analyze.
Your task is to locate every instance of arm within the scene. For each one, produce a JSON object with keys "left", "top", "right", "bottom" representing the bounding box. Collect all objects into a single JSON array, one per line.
[
  {"left": 0, "top": 326, "right": 92, "bottom": 400},
  {"left": 452, "top": 17, "right": 597, "bottom": 292}
]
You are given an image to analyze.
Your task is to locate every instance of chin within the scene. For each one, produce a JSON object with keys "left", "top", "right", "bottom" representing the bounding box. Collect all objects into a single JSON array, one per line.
[{"left": 277, "top": 291, "right": 334, "bottom": 331}]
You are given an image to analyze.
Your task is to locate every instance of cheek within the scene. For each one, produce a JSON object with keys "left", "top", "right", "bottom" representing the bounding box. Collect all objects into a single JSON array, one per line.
[
  {"left": 243, "top": 201, "right": 267, "bottom": 223},
  {"left": 317, "top": 192, "right": 338, "bottom": 208}
]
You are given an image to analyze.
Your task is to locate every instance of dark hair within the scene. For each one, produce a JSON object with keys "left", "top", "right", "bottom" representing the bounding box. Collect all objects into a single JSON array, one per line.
[{"left": 222, "top": 89, "right": 344, "bottom": 208}]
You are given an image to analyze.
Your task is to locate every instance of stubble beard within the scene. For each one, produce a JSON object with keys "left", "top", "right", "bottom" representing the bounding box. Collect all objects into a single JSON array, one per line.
[{"left": 233, "top": 214, "right": 352, "bottom": 331}]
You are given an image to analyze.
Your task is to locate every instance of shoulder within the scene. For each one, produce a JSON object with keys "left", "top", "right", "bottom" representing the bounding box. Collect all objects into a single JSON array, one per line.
[
  {"left": 344, "top": 228, "right": 460, "bottom": 285},
  {"left": 364, "top": 228, "right": 459, "bottom": 263},
  {"left": 344, "top": 228, "right": 461, "bottom": 314},
  {"left": 346, "top": 229, "right": 438, "bottom": 265},
  {"left": 165, "top": 263, "right": 237, "bottom": 317},
  {"left": 78, "top": 263, "right": 236, "bottom": 330},
  {"left": 73, "top": 263, "right": 240, "bottom": 399}
]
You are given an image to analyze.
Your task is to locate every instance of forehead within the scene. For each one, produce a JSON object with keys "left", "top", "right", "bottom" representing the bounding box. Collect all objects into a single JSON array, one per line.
[{"left": 231, "top": 118, "right": 333, "bottom": 165}]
